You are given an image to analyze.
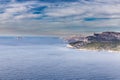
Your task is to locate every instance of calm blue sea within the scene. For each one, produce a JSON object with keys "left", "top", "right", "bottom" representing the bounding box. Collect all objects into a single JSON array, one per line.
[{"left": 0, "top": 36, "right": 120, "bottom": 80}]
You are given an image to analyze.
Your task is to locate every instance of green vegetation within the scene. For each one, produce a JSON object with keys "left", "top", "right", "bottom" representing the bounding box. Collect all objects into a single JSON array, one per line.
[
  {"left": 67, "top": 32, "right": 120, "bottom": 52},
  {"left": 83, "top": 41, "right": 120, "bottom": 51}
]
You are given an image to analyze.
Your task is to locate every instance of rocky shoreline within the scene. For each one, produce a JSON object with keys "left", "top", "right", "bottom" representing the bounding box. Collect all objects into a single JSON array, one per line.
[{"left": 65, "top": 32, "right": 120, "bottom": 52}]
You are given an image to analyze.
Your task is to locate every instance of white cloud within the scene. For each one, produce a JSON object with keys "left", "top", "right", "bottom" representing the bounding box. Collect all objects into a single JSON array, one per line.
[
  {"left": 0, "top": 0, "right": 120, "bottom": 35},
  {"left": 0, "top": 1, "right": 44, "bottom": 23},
  {"left": 1, "top": 0, "right": 120, "bottom": 21},
  {"left": 44, "top": 1, "right": 120, "bottom": 19},
  {"left": 14, "top": 14, "right": 41, "bottom": 20},
  {"left": 5, "top": 6, "right": 27, "bottom": 13}
]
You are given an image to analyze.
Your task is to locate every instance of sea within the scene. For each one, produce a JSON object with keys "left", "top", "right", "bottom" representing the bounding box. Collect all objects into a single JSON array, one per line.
[{"left": 0, "top": 36, "right": 120, "bottom": 80}]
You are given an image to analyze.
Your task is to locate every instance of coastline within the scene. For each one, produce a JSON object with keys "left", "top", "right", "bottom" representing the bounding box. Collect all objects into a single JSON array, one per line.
[{"left": 66, "top": 44, "right": 120, "bottom": 53}]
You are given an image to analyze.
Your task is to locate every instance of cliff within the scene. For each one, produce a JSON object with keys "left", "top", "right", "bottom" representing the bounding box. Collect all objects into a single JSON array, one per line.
[{"left": 66, "top": 32, "right": 120, "bottom": 52}]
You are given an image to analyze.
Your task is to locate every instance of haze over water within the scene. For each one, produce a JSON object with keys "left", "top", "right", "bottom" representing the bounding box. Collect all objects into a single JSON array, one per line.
[{"left": 0, "top": 37, "right": 120, "bottom": 80}]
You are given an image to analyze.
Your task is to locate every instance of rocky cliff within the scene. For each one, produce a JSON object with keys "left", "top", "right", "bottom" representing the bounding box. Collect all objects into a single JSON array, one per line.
[{"left": 66, "top": 32, "right": 120, "bottom": 52}]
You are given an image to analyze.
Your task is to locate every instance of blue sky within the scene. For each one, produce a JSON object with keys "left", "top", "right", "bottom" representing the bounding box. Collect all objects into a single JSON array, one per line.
[{"left": 0, "top": 0, "right": 120, "bottom": 36}]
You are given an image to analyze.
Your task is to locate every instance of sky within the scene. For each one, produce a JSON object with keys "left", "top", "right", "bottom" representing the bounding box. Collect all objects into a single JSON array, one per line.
[{"left": 0, "top": 0, "right": 120, "bottom": 36}]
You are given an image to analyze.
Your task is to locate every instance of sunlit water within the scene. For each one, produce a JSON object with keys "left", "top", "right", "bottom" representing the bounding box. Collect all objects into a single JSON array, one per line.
[{"left": 0, "top": 36, "right": 120, "bottom": 80}]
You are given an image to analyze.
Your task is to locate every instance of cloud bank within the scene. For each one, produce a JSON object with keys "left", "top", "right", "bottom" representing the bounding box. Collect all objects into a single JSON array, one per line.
[{"left": 0, "top": 0, "right": 120, "bottom": 36}]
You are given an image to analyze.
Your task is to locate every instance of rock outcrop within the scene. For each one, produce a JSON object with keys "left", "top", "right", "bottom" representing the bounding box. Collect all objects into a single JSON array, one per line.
[
  {"left": 66, "top": 32, "right": 120, "bottom": 52},
  {"left": 87, "top": 32, "right": 120, "bottom": 42}
]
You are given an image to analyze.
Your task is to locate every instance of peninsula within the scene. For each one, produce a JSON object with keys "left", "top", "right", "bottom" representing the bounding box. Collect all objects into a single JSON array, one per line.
[{"left": 65, "top": 32, "right": 120, "bottom": 52}]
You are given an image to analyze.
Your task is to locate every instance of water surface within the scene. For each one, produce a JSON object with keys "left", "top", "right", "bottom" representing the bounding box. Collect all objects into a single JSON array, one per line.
[{"left": 0, "top": 37, "right": 120, "bottom": 80}]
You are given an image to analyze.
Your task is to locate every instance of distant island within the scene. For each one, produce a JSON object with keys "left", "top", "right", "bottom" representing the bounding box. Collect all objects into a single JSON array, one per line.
[{"left": 65, "top": 32, "right": 120, "bottom": 52}]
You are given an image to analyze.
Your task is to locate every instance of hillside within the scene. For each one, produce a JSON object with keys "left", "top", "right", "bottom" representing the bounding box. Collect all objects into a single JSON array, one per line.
[{"left": 66, "top": 32, "right": 120, "bottom": 52}]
